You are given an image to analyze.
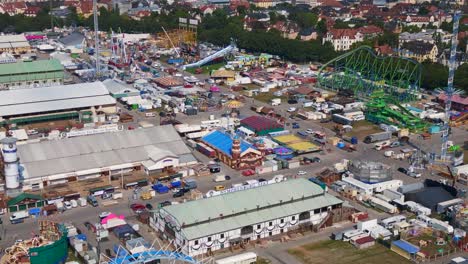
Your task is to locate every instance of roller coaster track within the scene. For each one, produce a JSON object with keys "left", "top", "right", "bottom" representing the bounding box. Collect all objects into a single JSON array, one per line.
[{"left": 318, "top": 46, "right": 422, "bottom": 101}]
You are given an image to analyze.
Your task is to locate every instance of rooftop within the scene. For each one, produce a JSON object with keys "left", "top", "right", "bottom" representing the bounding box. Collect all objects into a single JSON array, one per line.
[
  {"left": 240, "top": 116, "right": 283, "bottom": 132},
  {"left": 0, "top": 59, "right": 63, "bottom": 76},
  {"left": 202, "top": 130, "right": 252, "bottom": 157},
  {"left": 18, "top": 125, "right": 195, "bottom": 179},
  {"left": 0, "top": 81, "right": 116, "bottom": 117},
  {"left": 160, "top": 178, "right": 342, "bottom": 240},
  {"left": 392, "top": 240, "right": 420, "bottom": 254}
]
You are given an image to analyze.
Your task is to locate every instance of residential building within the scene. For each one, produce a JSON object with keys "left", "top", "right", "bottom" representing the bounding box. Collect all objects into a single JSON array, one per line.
[
  {"left": 150, "top": 178, "right": 343, "bottom": 256},
  {"left": 357, "top": 25, "right": 384, "bottom": 39},
  {"left": 299, "top": 27, "right": 318, "bottom": 41},
  {"left": 398, "top": 41, "right": 438, "bottom": 62},
  {"left": 0, "top": 34, "right": 31, "bottom": 55},
  {"left": 13, "top": 125, "right": 197, "bottom": 191},
  {"left": 0, "top": 59, "right": 64, "bottom": 90},
  {"left": 252, "top": 0, "right": 275, "bottom": 8},
  {"left": 399, "top": 31, "right": 436, "bottom": 45},
  {"left": 0, "top": 81, "right": 116, "bottom": 126},
  {"left": 402, "top": 15, "right": 439, "bottom": 28},
  {"left": 323, "top": 29, "right": 364, "bottom": 51}
]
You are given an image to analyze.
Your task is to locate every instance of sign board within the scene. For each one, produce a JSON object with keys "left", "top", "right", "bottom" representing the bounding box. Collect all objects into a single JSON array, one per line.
[
  {"left": 189, "top": 19, "right": 198, "bottom": 26},
  {"left": 179, "top": 18, "right": 188, "bottom": 24}
]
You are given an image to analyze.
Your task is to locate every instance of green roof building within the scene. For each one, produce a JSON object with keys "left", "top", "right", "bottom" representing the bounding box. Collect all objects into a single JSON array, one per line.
[
  {"left": 151, "top": 178, "right": 343, "bottom": 256},
  {"left": 0, "top": 59, "right": 64, "bottom": 90}
]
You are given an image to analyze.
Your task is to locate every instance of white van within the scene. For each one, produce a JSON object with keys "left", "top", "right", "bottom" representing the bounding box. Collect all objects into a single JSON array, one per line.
[
  {"left": 213, "top": 175, "right": 227, "bottom": 182},
  {"left": 145, "top": 112, "right": 156, "bottom": 117}
]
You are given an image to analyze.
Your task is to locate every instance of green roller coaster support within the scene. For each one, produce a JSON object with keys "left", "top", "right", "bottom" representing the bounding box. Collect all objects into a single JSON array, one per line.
[
  {"left": 365, "top": 91, "right": 428, "bottom": 132},
  {"left": 318, "top": 46, "right": 422, "bottom": 102}
]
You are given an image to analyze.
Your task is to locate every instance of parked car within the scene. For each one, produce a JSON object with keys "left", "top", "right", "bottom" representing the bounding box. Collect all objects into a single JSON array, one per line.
[
  {"left": 242, "top": 169, "right": 255, "bottom": 176},
  {"left": 159, "top": 201, "right": 171, "bottom": 208},
  {"left": 173, "top": 191, "right": 185, "bottom": 198},
  {"left": 214, "top": 185, "right": 225, "bottom": 191},
  {"left": 297, "top": 171, "right": 307, "bottom": 175},
  {"left": 311, "top": 157, "right": 321, "bottom": 163},
  {"left": 292, "top": 122, "right": 300, "bottom": 129},
  {"left": 130, "top": 203, "right": 145, "bottom": 214},
  {"left": 225, "top": 175, "right": 231, "bottom": 180},
  {"left": 64, "top": 201, "right": 73, "bottom": 210},
  {"left": 258, "top": 178, "right": 267, "bottom": 182},
  {"left": 288, "top": 99, "right": 298, "bottom": 104},
  {"left": 306, "top": 129, "right": 314, "bottom": 134},
  {"left": 146, "top": 203, "right": 153, "bottom": 210},
  {"left": 101, "top": 192, "right": 112, "bottom": 200},
  {"left": 287, "top": 107, "right": 297, "bottom": 112},
  {"left": 397, "top": 167, "right": 408, "bottom": 174},
  {"left": 99, "top": 212, "right": 111, "bottom": 220}
]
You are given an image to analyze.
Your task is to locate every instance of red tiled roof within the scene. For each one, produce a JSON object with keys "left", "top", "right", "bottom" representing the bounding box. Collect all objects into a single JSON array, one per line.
[
  {"left": 375, "top": 44, "right": 393, "bottom": 55},
  {"left": 358, "top": 25, "right": 383, "bottom": 35},
  {"left": 329, "top": 29, "right": 359, "bottom": 39},
  {"left": 318, "top": 0, "right": 344, "bottom": 8}
]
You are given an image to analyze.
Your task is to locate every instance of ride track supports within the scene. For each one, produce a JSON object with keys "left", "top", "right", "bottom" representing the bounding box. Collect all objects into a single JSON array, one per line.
[{"left": 318, "top": 46, "right": 422, "bottom": 102}]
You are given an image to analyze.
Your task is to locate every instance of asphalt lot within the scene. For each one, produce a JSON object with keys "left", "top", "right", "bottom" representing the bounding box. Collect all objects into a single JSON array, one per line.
[{"left": 1, "top": 69, "right": 466, "bottom": 263}]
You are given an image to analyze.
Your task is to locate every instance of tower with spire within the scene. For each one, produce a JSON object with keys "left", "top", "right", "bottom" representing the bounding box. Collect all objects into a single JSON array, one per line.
[{"left": 231, "top": 135, "right": 241, "bottom": 160}]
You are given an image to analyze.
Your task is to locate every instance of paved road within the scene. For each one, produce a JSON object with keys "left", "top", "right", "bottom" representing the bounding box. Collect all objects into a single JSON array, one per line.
[{"left": 1, "top": 68, "right": 466, "bottom": 263}]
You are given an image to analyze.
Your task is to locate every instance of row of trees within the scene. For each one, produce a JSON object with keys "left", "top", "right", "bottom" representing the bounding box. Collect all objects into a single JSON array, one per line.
[{"left": 199, "top": 9, "right": 337, "bottom": 63}]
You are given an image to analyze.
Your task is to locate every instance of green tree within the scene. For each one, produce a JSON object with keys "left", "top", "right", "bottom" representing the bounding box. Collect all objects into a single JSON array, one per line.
[
  {"left": 418, "top": 6, "right": 429, "bottom": 15},
  {"left": 316, "top": 19, "right": 327, "bottom": 35},
  {"left": 454, "top": 63, "right": 468, "bottom": 94},
  {"left": 421, "top": 62, "right": 448, "bottom": 90}
]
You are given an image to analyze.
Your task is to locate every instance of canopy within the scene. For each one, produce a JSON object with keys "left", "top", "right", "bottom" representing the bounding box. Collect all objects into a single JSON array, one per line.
[{"left": 225, "top": 100, "right": 244, "bottom": 109}]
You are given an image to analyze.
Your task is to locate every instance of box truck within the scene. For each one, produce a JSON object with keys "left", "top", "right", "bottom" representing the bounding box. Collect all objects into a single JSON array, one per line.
[
  {"left": 10, "top": 211, "right": 29, "bottom": 224},
  {"left": 364, "top": 132, "right": 392, "bottom": 143}
]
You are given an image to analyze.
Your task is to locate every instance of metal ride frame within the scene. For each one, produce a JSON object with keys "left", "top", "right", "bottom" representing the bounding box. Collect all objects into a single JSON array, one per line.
[
  {"left": 318, "top": 46, "right": 422, "bottom": 102},
  {"left": 99, "top": 238, "right": 214, "bottom": 264}
]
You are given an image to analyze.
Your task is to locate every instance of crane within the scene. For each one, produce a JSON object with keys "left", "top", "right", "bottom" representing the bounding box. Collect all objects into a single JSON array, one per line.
[
  {"left": 440, "top": 10, "right": 462, "bottom": 162},
  {"left": 93, "top": 0, "right": 100, "bottom": 77}
]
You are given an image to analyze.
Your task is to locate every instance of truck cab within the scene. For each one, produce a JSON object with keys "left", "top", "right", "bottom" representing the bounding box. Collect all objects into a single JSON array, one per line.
[{"left": 87, "top": 195, "right": 99, "bottom": 207}]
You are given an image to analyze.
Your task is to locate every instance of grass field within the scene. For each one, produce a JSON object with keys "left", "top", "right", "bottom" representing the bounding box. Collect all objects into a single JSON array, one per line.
[
  {"left": 185, "top": 62, "right": 226, "bottom": 74},
  {"left": 288, "top": 240, "right": 411, "bottom": 264}
]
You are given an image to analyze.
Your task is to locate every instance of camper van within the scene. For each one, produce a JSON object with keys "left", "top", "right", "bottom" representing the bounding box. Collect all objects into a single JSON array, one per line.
[{"left": 381, "top": 215, "right": 406, "bottom": 229}]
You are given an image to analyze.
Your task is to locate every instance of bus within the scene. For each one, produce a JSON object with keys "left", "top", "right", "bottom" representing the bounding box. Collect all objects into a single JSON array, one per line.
[{"left": 215, "top": 252, "right": 257, "bottom": 264}]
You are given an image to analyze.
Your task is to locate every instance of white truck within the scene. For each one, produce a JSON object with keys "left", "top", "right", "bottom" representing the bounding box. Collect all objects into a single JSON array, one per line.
[
  {"left": 70, "top": 200, "right": 78, "bottom": 208},
  {"left": 270, "top": 98, "right": 281, "bottom": 106},
  {"left": 10, "top": 211, "right": 29, "bottom": 224},
  {"left": 77, "top": 197, "right": 87, "bottom": 207},
  {"left": 112, "top": 192, "right": 123, "bottom": 199},
  {"left": 213, "top": 175, "right": 227, "bottom": 182}
]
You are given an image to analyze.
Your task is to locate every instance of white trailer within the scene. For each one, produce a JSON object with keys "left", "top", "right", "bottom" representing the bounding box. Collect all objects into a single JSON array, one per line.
[
  {"left": 78, "top": 197, "right": 87, "bottom": 207},
  {"left": 215, "top": 252, "right": 257, "bottom": 264}
]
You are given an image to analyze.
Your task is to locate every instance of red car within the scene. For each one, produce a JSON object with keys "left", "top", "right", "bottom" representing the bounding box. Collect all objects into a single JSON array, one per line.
[
  {"left": 242, "top": 169, "right": 255, "bottom": 176},
  {"left": 130, "top": 203, "right": 145, "bottom": 213}
]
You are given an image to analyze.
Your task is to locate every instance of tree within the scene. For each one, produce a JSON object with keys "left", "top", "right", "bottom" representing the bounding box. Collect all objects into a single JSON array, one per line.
[
  {"left": 316, "top": 19, "right": 327, "bottom": 35},
  {"left": 291, "top": 12, "right": 317, "bottom": 28},
  {"left": 440, "top": 21, "right": 453, "bottom": 33},
  {"left": 421, "top": 62, "right": 448, "bottom": 90},
  {"left": 418, "top": 6, "right": 429, "bottom": 15},
  {"left": 454, "top": 63, "right": 468, "bottom": 94},
  {"left": 333, "top": 20, "right": 350, "bottom": 29}
]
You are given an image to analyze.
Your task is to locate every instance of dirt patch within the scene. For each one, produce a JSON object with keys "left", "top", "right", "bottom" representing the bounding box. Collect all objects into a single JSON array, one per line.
[{"left": 288, "top": 240, "right": 411, "bottom": 264}]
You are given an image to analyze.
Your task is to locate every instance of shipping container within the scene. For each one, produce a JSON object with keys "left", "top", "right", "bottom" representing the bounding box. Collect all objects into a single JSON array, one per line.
[
  {"left": 196, "top": 142, "right": 216, "bottom": 157},
  {"left": 332, "top": 114, "right": 353, "bottom": 125}
]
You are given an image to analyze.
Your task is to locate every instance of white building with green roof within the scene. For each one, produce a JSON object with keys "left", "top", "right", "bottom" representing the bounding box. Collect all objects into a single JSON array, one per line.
[
  {"left": 150, "top": 178, "right": 343, "bottom": 256},
  {"left": 0, "top": 59, "right": 64, "bottom": 90}
]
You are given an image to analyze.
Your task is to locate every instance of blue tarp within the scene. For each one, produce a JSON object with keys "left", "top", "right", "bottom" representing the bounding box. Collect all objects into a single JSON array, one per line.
[
  {"left": 75, "top": 234, "right": 87, "bottom": 241},
  {"left": 29, "top": 208, "right": 41, "bottom": 215},
  {"left": 392, "top": 240, "right": 419, "bottom": 254},
  {"left": 202, "top": 130, "right": 253, "bottom": 157}
]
